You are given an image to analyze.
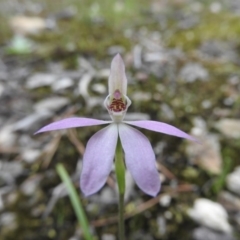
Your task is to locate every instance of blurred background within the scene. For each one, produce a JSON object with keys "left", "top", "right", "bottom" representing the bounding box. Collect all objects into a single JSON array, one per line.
[{"left": 0, "top": 0, "right": 240, "bottom": 239}]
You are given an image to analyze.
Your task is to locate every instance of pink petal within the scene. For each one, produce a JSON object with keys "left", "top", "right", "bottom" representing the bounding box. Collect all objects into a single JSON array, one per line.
[
  {"left": 80, "top": 124, "right": 118, "bottom": 196},
  {"left": 125, "top": 120, "right": 198, "bottom": 142},
  {"left": 108, "top": 54, "right": 127, "bottom": 96},
  {"left": 118, "top": 124, "right": 160, "bottom": 196},
  {"left": 35, "top": 117, "right": 111, "bottom": 134}
]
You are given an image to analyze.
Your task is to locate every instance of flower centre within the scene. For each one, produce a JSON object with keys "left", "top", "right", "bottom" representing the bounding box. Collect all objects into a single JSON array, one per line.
[
  {"left": 108, "top": 98, "right": 126, "bottom": 112},
  {"left": 104, "top": 89, "right": 131, "bottom": 122}
]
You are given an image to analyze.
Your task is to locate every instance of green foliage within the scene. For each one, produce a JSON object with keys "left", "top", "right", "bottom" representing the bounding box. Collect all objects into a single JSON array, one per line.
[
  {"left": 56, "top": 164, "right": 92, "bottom": 240},
  {"left": 166, "top": 11, "right": 240, "bottom": 51},
  {"left": 211, "top": 156, "right": 233, "bottom": 194}
]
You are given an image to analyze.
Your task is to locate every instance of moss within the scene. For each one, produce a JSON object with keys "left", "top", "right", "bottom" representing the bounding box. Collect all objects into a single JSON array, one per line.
[{"left": 166, "top": 11, "right": 240, "bottom": 51}]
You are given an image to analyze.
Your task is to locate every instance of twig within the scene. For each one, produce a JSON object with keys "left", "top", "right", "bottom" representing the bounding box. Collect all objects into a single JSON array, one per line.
[
  {"left": 0, "top": 147, "right": 20, "bottom": 154},
  {"left": 91, "top": 184, "right": 196, "bottom": 227},
  {"left": 42, "top": 135, "right": 61, "bottom": 168},
  {"left": 67, "top": 128, "right": 85, "bottom": 156},
  {"left": 157, "top": 162, "right": 176, "bottom": 180}
]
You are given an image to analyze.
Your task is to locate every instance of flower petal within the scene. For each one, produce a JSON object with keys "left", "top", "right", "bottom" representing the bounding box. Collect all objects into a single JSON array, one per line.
[
  {"left": 118, "top": 123, "right": 160, "bottom": 196},
  {"left": 108, "top": 54, "right": 127, "bottom": 96},
  {"left": 80, "top": 124, "right": 118, "bottom": 196},
  {"left": 125, "top": 120, "right": 198, "bottom": 142},
  {"left": 35, "top": 117, "right": 111, "bottom": 134}
]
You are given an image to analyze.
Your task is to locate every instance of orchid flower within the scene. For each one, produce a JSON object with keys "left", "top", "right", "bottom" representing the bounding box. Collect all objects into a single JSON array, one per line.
[{"left": 36, "top": 54, "right": 197, "bottom": 197}]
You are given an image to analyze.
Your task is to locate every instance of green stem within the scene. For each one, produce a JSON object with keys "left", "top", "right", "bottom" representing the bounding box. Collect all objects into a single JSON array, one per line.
[
  {"left": 115, "top": 139, "right": 125, "bottom": 240},
  {"left": 118, "top": 192, "right": 125, "bottom": 240},
  {"left": 56, "top": 163, "right": 92, "bottom": 240}
]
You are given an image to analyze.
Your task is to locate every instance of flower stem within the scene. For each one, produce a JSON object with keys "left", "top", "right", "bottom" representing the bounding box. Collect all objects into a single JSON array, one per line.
[
  {"left": 115, "top": 139, "right": 125, "bottom": 240},
  {"left": 118, "top": 192, "right": 125, "bottom": 240}
]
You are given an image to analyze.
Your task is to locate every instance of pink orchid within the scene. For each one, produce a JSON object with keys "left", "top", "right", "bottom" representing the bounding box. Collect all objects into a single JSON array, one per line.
[{"left": 36, "top": 54, "right": 197, "bottom": 197}]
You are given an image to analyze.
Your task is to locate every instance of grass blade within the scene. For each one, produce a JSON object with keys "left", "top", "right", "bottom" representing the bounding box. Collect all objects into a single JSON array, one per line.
[{"left": 56, "top": 163, "right": 92, "bottom": 240}]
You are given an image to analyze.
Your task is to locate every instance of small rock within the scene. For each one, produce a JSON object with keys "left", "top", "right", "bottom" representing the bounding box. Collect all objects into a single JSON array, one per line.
[
  {"left": 144, "top": 51, "right": 168, "bottom": 63},
  {"left": 224, "top": 97, "right": 235, "bottom": 106},
  {"left": 7, "top": 35, "right": 34, "bottom": 54},
  {"left": 164, "top": 211, "right": 173, "bottom": 220},
  {"left": 215, "top": 118, "right": 240, "bottom": 139},
  {"left": 228, "top": 0, "right": 240, "bottom": 15},
  {"left": 0, "top": 161, "right": 23, "bottom": 184},
  {"left": 160, "top": 103, "right": 175, "bottom": 121},
  {"left": 188, "top": 198, "right": 232, "bottom": 233},
  {"left": 78, "top": 57, "right": 95, "bottom": 73},
  {"left": 26, "top": 73, "right": 57, "bottom": 89},
  {"left": 55, "top": 6, "right": 77, "bottom": 20},
  {"left": 154, "top": 142, "right": 166, "bottom": 156},
  {"left": 193, "top": 227, "right": 236, "bottom": 240},
  {"left": 201, "top": 100, "right": 212, "bottom": 109},
  {"left": 99, "top": 188, "right": 115, "bottom": 204},
  {"left": 228, "top": 75, "right": 240, "bottom": 85},
  {"left": 226, "top": 167, "right": 240, "bottom": 195},
  {"left": 180, "top": 63, "right": 208, "bottom": 82},
  {"left": 157, "top": 216, "right": 166, "bottom": 235},
  {"left": 34, "top": 97, "right": 69, "bottom": 112},
  {"left": 213, "top": 108, "right": 231, "bottom": 118},
  {"left": 199, "top": 41, "right": 238, "bottom": 63},
  {"left": 147, "top": 62, "right": 166, "bottom": 78},
  {"left": 0, "top": 60, "right": 8, "bottom": 81},
  {"left": 87, "top": 96, "right": 104, "bottom": 109},
  {"left": 91, "top": 83, "right": 106, "bottom": 94},
  {"left": 0, "top": 125, "right": 16, "bottom": 147},
  {"left": 187, "top": 134, "right": 222, "bottom": 174},
  {"left": 186, "top": 118, "right": 222, "bottom": 174},
  {"left": 177, "top": 14, "right": 199, "bottom": 30},
  {"left": 0, "top": 212, "right": 16, "bottom": 229},
  {"left": 78, "top": 73, "right": 93, "bottom": 100},
  {"left": 20, "top": 175, "right": 42, "bottom": 196},
  {"left": 210, "top": 2, "right": 222, "bottom": 13},
  {"left": 159, "top": 194, "right": 171, "bottom": 207},
  {"left": 10, "top": 16, "right": 47, "bottom": 35},
  {"left": 11, "top": 66, "right": 30, "bottom": 80},
  {"left": 13, "top": 111, "right": 53, "bottom": 131},
  {"left": 135, "top": 72, "right": 148, "bottom": 82},
  {"left": 3, "top": 189, "right": 18, "bottom": 208},
  {"left": 0, "top": 186, "right": 14, "bottom": 210},
  {"left": 102, "top": 234, "right": 116, "bottom": 240},
  {"left": 51, "top": 77, "right": 74, "bottom": 92},
  {"left": 199, "top": 41, "right": 225, "bottom": 58},
  {"left": 218, "top": 191, "right": 240, "bottom": 211},
  {"left": 235, "top": 212, "right": 240, "bottom": 228},
  {"left": 98, "top": 69, "right": 110, "bottom": 79},
  {"left": 21, "top": 149, "right": 41, "bottom": 163},
  {"left": 18, "top": 134, "right": 41, "bottom": 149},
  {"left": 0, "top": 196, "right": 3, "bottom": 210},
  {"left": 133, "top": 45, "right": 142, "bottom": 69}
]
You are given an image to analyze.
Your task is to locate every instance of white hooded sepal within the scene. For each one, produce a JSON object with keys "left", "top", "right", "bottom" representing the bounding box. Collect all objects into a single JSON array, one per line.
[{"left": 103, "top": 95, "right": 131, "bottom": 123}]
